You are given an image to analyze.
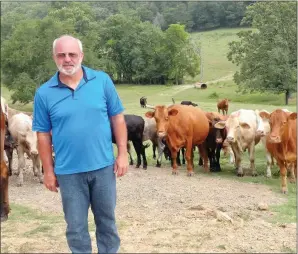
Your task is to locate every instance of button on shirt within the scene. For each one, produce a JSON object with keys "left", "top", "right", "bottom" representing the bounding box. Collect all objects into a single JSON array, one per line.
[{"left": 32, "top": 66, "right": 124, "bottom": 175}]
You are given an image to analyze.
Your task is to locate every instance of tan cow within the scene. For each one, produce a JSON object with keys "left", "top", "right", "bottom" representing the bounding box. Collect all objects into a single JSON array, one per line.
[
  {"left": 8, "top": 113, "right": 42, "bottom": 186},
  {"left": 214, "top": 109, "right": 265, "bottom": 177},
  {"left": 259, "top": 109, "right": 297, "bottom": 194}
]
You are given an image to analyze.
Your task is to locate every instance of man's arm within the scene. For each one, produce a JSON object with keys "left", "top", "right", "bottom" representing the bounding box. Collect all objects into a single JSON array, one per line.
[
  {"left": 110, "top": 113, "right": 128, "bottom": 177},
  {"left": 37, "top": 132, "right": 58, "bottom": 192}
]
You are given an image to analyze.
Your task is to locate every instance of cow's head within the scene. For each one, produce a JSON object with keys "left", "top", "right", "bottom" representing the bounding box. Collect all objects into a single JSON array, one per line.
[
  {"left": 214, "top": 111, "right": 250, "bottom": 144},
  {"left": 145, "top": 105, "right": 178, "bottom": 138},
  {"left": 191, "top": 102, "right": 198, "bottom": 107},
  {"left": 18, "top": 129, "right": 38, "bottom": 155},
  {"left": 259, "top": 109, "right": 297, "bottom": 143}
]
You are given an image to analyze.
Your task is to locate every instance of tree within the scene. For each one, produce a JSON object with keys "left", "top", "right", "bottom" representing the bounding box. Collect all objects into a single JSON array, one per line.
[
  {"left": 165, "top": 24, "right": 200, "bottom": 85},
  {"left": 227, "top": 2, "right": 297, "bottom": 105}
]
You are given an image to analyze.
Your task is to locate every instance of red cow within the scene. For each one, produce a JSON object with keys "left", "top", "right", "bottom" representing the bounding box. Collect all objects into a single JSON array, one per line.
[{"left": 259, "top": 109, "right": 297, "bottom": 194}]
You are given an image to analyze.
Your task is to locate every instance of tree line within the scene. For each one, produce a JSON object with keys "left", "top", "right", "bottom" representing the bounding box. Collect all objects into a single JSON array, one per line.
[{"left": 1, "top": 1, "right": 296, "bottom": 104}]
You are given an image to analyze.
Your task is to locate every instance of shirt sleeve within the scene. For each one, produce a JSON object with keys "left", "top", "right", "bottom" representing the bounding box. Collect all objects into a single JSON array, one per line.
[
  {"left": 104, "top": 74, "right": 125, "bottom": 117},
  {"left": 32, "top": 91, "right": 52, "bottom": 132}
]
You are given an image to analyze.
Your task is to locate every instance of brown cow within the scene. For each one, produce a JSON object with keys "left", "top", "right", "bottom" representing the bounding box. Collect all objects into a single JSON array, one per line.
[
  {"left": 217, "top": 98, "right": 229, "bottom": 115},
  {"left": 1, "top": 97, "right": 10, "bottom": 222},
  {"left": 145, "top": 104, "right": 209, "bottom": 176},
  {"left": 259, "top": 109, "right": 297, "bottom": 194}
]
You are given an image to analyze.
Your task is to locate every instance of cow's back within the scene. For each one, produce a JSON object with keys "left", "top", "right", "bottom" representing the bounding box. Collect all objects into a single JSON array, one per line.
[
  {"left": 8, "top": 113, "right": 33, "bottom": 140},
  {"left": 168, "top": 105, "right": 209, "bottom": 144},
  {"left": 143, "top": 117, "right": 157, "bottom": 141}
]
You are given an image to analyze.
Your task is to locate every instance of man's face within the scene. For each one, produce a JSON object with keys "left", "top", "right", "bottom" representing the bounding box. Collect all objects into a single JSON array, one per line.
[{"left": 53, "top": 38, "right": 84, "bottom": 76}]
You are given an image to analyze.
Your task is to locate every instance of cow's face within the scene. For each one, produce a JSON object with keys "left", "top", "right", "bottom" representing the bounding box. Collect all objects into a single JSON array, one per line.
[
  {"left": 18, "top": 130, "right": 38, "bottom": 155},
  {"left": 260, "top": 110, "right": 297, "bottom": 143},
  {"left": 214, "top": 113, "right": 250, "bottom": 144},
  {"left": 145, "top": 106, "right": 178, "bottom": 138}
]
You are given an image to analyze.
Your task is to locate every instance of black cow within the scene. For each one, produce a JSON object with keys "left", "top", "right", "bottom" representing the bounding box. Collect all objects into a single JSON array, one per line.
[
  {"left": 140, "top": 97, "right": 147, "bottom": 108},
  {"left": 181, "top": 101, "right": 198, "bottom": 107},
  {"left": 111, "top": 114, "right": 149, "bottom": 169},
  {"left": 198, "top": 118, "right": 227, "bottom": 172}
]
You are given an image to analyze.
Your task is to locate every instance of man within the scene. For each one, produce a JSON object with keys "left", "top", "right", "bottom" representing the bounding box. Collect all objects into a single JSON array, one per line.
[{"left": 32, "top": 35, "right": 128, "bottom": 253}]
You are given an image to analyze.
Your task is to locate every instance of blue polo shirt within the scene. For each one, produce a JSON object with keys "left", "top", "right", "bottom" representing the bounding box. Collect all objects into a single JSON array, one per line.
[{"left": 32, "top": 66, "right": 124, "bottom": 175}]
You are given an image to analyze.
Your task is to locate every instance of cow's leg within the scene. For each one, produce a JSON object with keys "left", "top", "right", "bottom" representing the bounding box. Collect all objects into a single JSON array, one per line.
[
  {"left": 265, "top": 151, "right": 273, "bottom": 178},
  {"left": 170, "top": 148, "right": 179, "bottom": 175},
  {"left": 198, "top": 143, "right": 209, "bottom": 173},
  {"left": 32, "top": 155, "right": 43, "bottom": 184},
  {"left": 127, "top": 143, "right": 134, "bottom": 166},
  {"left": 5, "top": 149, "right": 13, "bottom": 176},
  {"left": 156, "top": 138, "right": 165, "bottom": 167},
  {"left": 215, "top": 145, "right": 222, "bottom": 172},
  {"left": 198, "top": 156, "right": 203, "bottom": 166},
  {"left": 152, "top": 142, "right": 157, "bottom": 160},
  {"left": 182, "top": 147, "right": 186, "bottom": 165},
  {"left": 132, "top": 141, "right": 142, "bottom": 168},
  {"left": 176, "top": 149, "right": 181, "bottom": 166},
  {"left": 184, "top": 141, "right": 194, "bottom": 176},
  {"left": 141, "top": 143, "right": 148, "bottom": 169},
  {"left": 231, "top": 145, "right": 243, "bottom": 176},
  {"left": 277, "top": 160, "right": 288, "bottom": 194},
  {"left": 16, "top": 146, "right": 25, "bottom": 186},
  {"left": 248, "top": 142, "right": 257, "bottom": 176},
  {"left": 289, "top": 163, "right": 296, "bottom": 183},
  {"left": 0, "top": 161, "right": 10, "bottom": 222}
]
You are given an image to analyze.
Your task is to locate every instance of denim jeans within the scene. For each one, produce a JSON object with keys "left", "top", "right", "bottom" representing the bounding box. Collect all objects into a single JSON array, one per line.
[{"left": 56, "top": 165, "right": 120, "bottom": 253}]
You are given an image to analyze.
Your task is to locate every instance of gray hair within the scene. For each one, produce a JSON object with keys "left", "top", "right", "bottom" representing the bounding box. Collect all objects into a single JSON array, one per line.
[{"left": 53, "top": 35, "right": 83, "bottom": 53}]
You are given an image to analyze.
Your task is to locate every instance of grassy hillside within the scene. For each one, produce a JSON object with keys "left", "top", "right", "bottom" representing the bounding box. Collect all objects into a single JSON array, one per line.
[{"left": 190, "top": 27, "right": 256, "bottom": 82}]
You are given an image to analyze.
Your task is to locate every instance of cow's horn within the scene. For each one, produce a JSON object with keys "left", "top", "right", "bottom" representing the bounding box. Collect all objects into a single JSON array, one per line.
[{"left": 145, "top": 104, "right": 156, "bottom": 109}]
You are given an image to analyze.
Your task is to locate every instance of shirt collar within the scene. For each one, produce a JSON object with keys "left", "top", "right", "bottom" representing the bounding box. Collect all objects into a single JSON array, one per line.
[{"left": 49, "top": 65, "right": 95, "bottom": 87}]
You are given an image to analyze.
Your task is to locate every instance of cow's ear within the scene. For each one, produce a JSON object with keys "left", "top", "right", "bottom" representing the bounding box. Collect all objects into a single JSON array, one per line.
[
  {"left": 168, "top": 108, "right": 178, "bottom": 116},
  {"left": 145, "top": 111, "right": 154, "bottom": 118},
  {"left": 288, "top": 112, "right": 297, "bottom": 120},
  {"left": 214, "top": 121, "right": 226, "bottom": 129},
  {"left": 240, "top": 122, "right": 250, "bottom": 129},
  {"left": 259, "top": 111, "right": 270, "bottom": 119}
]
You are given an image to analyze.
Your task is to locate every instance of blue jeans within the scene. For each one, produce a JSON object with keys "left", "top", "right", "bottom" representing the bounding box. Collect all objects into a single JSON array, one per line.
[{"left": 56, "top": 165, "right": 120, "bottom": 253}]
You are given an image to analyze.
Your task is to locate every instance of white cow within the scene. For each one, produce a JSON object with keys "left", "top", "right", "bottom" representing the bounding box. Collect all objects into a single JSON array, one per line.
[
  {"left": 8, "top": 113, "right": 42, "bottom": 186},
  {"left": 215, "top": 109, "right": 265, "bottom": 177}
]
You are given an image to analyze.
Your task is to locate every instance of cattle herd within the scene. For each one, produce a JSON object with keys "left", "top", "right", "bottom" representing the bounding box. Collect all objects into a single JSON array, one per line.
[{"left": 0, "top": 96, "right": 297, "bottom": 223}]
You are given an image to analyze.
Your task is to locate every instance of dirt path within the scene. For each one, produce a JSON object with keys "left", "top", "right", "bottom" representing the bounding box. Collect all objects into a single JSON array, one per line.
[
  {"left": 2, "top": 155, "right": 296, "bottom": 253},
  {"left": 165, "top": 74, "right": 234, "bottom": 96}
]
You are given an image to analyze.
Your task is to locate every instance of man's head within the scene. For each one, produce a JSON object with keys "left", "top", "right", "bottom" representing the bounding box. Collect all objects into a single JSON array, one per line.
[{"left": 52, "top": 35, "right": 84, "bottom": 76}]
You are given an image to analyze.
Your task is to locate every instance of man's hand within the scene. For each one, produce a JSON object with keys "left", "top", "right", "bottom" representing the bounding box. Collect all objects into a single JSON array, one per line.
[
  {"left": 114, "top": 154, "right": 128, "bottom": 177},
  {"left": 44, "top": 171, "right": 59, "bottom": 192}
]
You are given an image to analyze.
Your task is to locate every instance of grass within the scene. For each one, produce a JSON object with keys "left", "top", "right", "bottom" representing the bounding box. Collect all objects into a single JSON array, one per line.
[{"left": 190, "top": 27, "right": 257, "bottom": 82}]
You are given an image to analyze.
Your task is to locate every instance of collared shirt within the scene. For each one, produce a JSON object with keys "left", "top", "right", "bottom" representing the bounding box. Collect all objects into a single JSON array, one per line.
[{"left": 32, "top": 66, "right": 124, "bottom": 175}]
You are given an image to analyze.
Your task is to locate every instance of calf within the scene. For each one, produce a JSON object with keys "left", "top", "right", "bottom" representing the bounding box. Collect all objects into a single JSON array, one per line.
[
  {"left": 112, "top": 114, "right": 149, "bottom": 169},
  {"left": 214, "top": 109, "right": 265, "bottom": 177},
  {"left": 8, "top": 113, "right": 42, "bottom": 186},
  {"left": 140, "top": 96, "right": 147, "bottom": 108},
  {"left": 181, "top": 101, "right": 198, "bottom": 107},
  {"left": 1, "top": 97, "right": 10, "bottom": 222},
  {"left": 143, "top": 117, "right": 167, "bottom": 167},
  {"left": 259, "top": 109, "right": 297, "bottom": 194},
  {"left": 217, "top": 98, "right": 229, "bottom": 115}
]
